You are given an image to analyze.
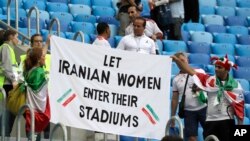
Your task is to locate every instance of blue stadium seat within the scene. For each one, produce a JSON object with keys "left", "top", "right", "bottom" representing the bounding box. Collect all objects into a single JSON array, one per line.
[
  {"left": 18, "top": 27, "right": 38, "bottom": 39},
  {"left": 236, "top": 7, "right": 250, "bottom": 18},
  {"left": 162, "top": 40, "right": 188, "bottom": 53},
  {"left": 172, "top": 63, "right": 180, "bottom": 76},
  {"left": 71, "top": 21, "right": 96, "bottom": 35},
  {"left": 120, "top": 136, "right": 146, "bottom": 141},
  {"left": 141, "top": 0, "right": 151, "bottom": 18},
  {"left": 188, "top": 53, "right": 211, "bottom": 65},
  {"left": 74, "top": 14, "right": 97, "bottom": 23},
  {"left": 233, "top": 67, "right": 250, "bottom": 81},
  {"left": 181, "top": 30, "right": 191, "bottom": 42},
  {"left": 112, "top": 0, "right": 119, "bottom": 13},
  {"left": 236, "top": 56, "right": 250, "bottom": 67},
  {"left": 199, "top": 5, "right": 215, "bottom": 15},
  {"left": 211, "top": 43, "right": 235, "bottom": 55},
  {"left": 49, "top": 12, "right": 73, "bottom": 32},
  {"left": 190, "top": 31, "right": 213, "bottom": 43},
  {"left": 29, "top": 10, "right": 50, "bottom": 22},
  {"left": 19, "top": 17, "right": 46, "bottom": 29},
  {"left": 238, "top": 35, "right": 250, "bottom": 45},
  {"left": 235, "top": 44, "right": 250, "bottom": 56},
  {"left": 243, "top": 116, "right": 250, "bottom": 124},
  {"left": 182, "top": 23, "right": 205, "bottom": 32},
  {"left": 190, "top": 64, "right": 206, "bottom": 70},
  {"left": 0, "top": 0, "right": 22, "bottom": 8},
  {"left": 156, "top": 39, "right": 163, "bottom": 55},
  {"left": 97, "top": 16, "right": 120, "bottom": 27},
  {"left": 217, "top": 0, "right": 237, "bottom": 7},
  {"left": 65, "top": 32, "right": 90, "bottom": 43},
  {"left": 245, "top": 92, "right": 250, "bottom": 104},
  {"left": 92, "top": 0, "right": 112, "bottom": 7},
  {"left": 245, "top": 104, "right": 250, "bottom": 119},
  {"left": 40, "top": 29, "right": 66, "bottom": 41},
  {"left": 197, "top": 127, "right": 204, "bottom": 141},
  {"left": 206, "top": 65, "right": 215, "bottom": 75},
  {"left": 23, "top": 0, "right": 46, "bottom": 10},
  {"left": 226, "top": 25, "right": 249, "bottom": 36},
  {"left": 237, "top": 0, "right": 250, "bottom": 8},
  {"left": 69, "top": 4, "right": 92, "bottom": 16},
  {"left": 2, "top": 7, "right": 27, "bottom": 20},
  {"left": 108, "top": 24, "right": 118, "bottom": 37},
  {"left": 202, "top": 15, "right": 224, "bottom": 25},
  {"left": 92, "top": 6, "right": 116, "bottom": 17},
  {"left": 224, "top": 16, "right": 247, "bottom": 26},
  {"left": 215, "top": 6, "right": 235, "bottom": 17},
  {"left": 213, "top": 33, "right": 237, "bottom": 44},
  {"left": 46, "top": 2, "right": 69, "bottom": 13},
  {"left": 235, "top": 79, "right": 250, "bottom": 91},
  {"left": 199, "top": 0, "right": 217, "bottom": 7},
  {"left": 114, "top": 35, "right": 122, "bottom": 47},
  {"left": 47, "top": 0, "right": 68, "bottom": 3},
  {"left": 188, "top": 42, "right": 211, "bottom": 54},
  {"left": 205, "top": 24, "right": 226, "bottom": 34},
  {"left": 70, "top": 0, "right": 91, "bottom": 6}
]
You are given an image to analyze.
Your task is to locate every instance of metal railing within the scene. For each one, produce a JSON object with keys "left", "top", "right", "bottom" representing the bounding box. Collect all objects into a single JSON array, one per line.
[
  {"left": 16, "top": 104, "right": 34, "bottom": 141},
  {"left": 165, "top": 116, "right": 184, "bottom": 139},
  {"left": 73, "top": 31, "right": 84, "bottom": 43},
  {"left": 7, "top": 0, "right": 19, "bottom": 30},
  {"left": 48, "top": 18, "right": 61, "bottom": 36},
  {"left": 27, "top": 6, "right": 40, "bottom": 39},
  {"left": 204, "top": 135, "right": 219, "bottom": 141},
  {"left": 0, "top": 88, "right": 6, "bottom": 141},
  {"left": 50, "top": 123, "right": 67, "bottom": 141}
]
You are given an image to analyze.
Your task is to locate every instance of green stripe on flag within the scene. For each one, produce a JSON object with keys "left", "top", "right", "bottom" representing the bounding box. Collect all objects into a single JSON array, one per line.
[
  {"left": 57, "top": 89, "right": 72, "bottom": 103},
  {"left": 146, "top": 104, "right": 159, "bottom": 121}
]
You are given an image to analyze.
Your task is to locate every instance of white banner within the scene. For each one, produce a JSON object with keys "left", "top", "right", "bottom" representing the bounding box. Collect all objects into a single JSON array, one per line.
[{"left": 49, "top": 36, "right": 172, "bottom": 140}]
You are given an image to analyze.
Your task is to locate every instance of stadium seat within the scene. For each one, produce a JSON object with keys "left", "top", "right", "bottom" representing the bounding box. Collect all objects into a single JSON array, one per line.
[
  {"left": 19, "top": 17, "right": 46, "bottom": 29},
  {"left": 49, "top": 12, "right": 73, "bottom": 32},
  {"left": 92, "top": 0, "right": 112, "bottom": 7},
  {"left": 224, "top": 16, "right": 247, "bottom": 26},
  {"left": 18, "top": 27, "right": 38, "bottom": 39},
  {"left": 92, "top": 6, "right": 116, "bottom": 17},
  {"left": 245, "top": 104, "right": 250, "bottom": 119},
  {"left": 97, "top": 16, "right": 120, "bottom": 27},
  {"left": 114, "top": 35, "right": 122, "bottom": 47},
  {"left": 188, "top": 42, "right": 211, "bottom": 54},
  {"left": 46, "top": 2, "right": 69, "bottom": 13},
  {"left": 181, "top": 30, "right": 191, "bottom": 42},
  {"left": 190, "top": 31, "right": 213, "bottom": 43},
  {"left": 74, "top": 14, "right": 97, "bottom": 23},
  {"left": 162, "top": 40, "right": 188, "bottom": 53},
  {"left": 202, "top": 15, "right": 224, "bottom": 25},
  {"left": 236, "top": 7, "right": 250, "bottom": 18},
  {"left": 112, "top": 0, "right": 119, "bottom": 13},
  {"left": 237, "top": 0, "right": 250, "bottom": 8},
  {"left": 71, "top": 21, "right": 96, "bottom": 35},
  {"left": 190, "top": 64, "right": 206, "bottom": 70},
  {"left": 182, "top": 23, "right": 205, "bottom": 32},
  {"left": 213, "top": 33, "right": 237, "bottom": 44},
  {"left": 211, "top": 43, "right": 235, "bottom": 55},
  {"left": 47, "top": 0, "right": 68, "bottom": 4},
  {"left": 0, "top": 0, "right": 22, "bottom": 8},
  {"left": 233, "top": 67, "right": 250, "bottom": 81},
  {"left": 226, "top": 25, "right": 249, "bottom": 36},
  {"left": 235, "top": 78, "right": 250, "bottom": 91},
  {"left": 69, "top": 4, "right": 92, "bottom": 16},
  {"left": 108, "top": 24, "right": 118, "bottom": 37},
  {"left": 141, "top": 0, "right": 151, "bottom": 18},
  {"left": 238, "top": 35, "right": 250, "bottom": 45},
  {"left": 40, "top": 29, "right": 66, "bottom": 42},
  {"left": 217, "top": 0, "right": 237, "bottom": 7},
  {"left": 205, "top": 65, "right": 215, "bottom": 75},
  {"left": 65, "top": 32, "right": 90, "bottom": 43},
  {"left": 235, "top": 44, "right": 250, "bottom": 56},
  {"left": 156, "top": 39, "right": 163, "bottom": 55},
  {"left": 188, "top": 53, "right": 211, "bottom": 65},
  {"left": 199, "top": 5, "right": 215, "bottom": 15},
  {"left": 23, "top": 0, "right": 46, "bottom": 10},
  {"left": 70, "top": 0, "right": 91, "bottom": 6},
  {"left": 215, "top": 6, "right": 235, "bottom": 17},
  {"left": 199, "top": 0, "right": 217, "bottom": 7},
  {"left": 205, "top": 24, "right": 226, "bottom": 34},
  {"left": 29, "top": 10, "right": 50, "bottom": 22},
  {"left": 172, "top": 63, "right": 180, "bottom": 76},
  {"left": 197, "top": 127, "right": 204, "bottom": 141},
  {"left": 235, "top": 56, "right": 250, "bottom": 67},
  {"left": 2, "top": 7, "right": 27, "bottom": 20}
]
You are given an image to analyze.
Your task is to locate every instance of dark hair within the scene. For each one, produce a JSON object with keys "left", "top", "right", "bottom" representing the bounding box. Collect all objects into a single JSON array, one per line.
[
  {"left": 24, "top": 47, "right": 43, "bottom": 72},
  {"left": 161, "top": 135, "right": 183, "bottom": 141},
  {"left": 134, "top": 17, "right": 146, "bottom": 27},
  {"left": 96, "top": 22, "right": 109, "bottom": 35},
  {"left": 30, "top": 33, "right": 42, "bottom": 45},
  {"left": 0, "top": 29, "right": 6, "bottom": 45},
  {"left": 0, "top": 29, "right": 17, "bottom": 43}
]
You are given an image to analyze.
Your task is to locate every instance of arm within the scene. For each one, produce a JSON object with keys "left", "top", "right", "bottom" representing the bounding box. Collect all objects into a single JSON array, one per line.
[
  {"left": 170, "top": 91, "right": 179, "bottom": 126},
  {"left": 171, "top": 55, "right": 196, "bottom": 76},
  {"left": 43, "top": 35, "right": 51, "bottom": 54}
]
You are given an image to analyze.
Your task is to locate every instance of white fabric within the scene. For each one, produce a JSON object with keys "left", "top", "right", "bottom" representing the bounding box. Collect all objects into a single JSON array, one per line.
[
  {"left": 116, "top": 34, "right": 156, "bottom": 54},
  {"left": 92, "top": 36, "right": 111, "bottom": 48},
  {"left": 49, "top": 36, "right": 171, "bottom": 139},
  {"left": 169, "top": 0, "right": 184, "bottom": 18}
]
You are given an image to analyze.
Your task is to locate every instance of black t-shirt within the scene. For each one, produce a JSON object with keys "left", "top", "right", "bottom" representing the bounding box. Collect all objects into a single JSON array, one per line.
[{"left": 118, "top": 0, "right": 141, "bottom": 13}]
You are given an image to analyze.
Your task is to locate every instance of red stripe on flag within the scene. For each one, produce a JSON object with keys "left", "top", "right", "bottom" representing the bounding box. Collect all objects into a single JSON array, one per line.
[
  {"left": 62, "top": 94, "right": 76, "bottom": 107},
  {"left": 142, "top": 107, "right": 156, "bottom": 124}
]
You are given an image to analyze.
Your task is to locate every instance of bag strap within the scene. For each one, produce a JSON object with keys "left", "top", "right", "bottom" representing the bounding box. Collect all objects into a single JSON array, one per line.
[{"left": 181, "top": 74, "right": 189, "bottom": 99}]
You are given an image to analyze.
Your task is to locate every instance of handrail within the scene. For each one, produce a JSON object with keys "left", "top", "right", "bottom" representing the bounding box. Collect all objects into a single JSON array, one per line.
[
  {"left": 16, "top": 104, "right": 34, "bottom": 141},
  {"left": 73, "top": 31, "right": 84, "bottom": 43},
  {"left": 0, "top": 20, "right": 30, "bottom": 45},
  {"left": 27, "top": 6, "right": 40, "bottom": 39},
  {"left": 50, "top": 123, "right": 68, "bottom": 141},
  {"left": 165, "top": 116, "right": 184, "bottom": 139},
  {"left": 48, "top": 18, "right": 60, "bottom": 36},
  {"left": 204, "top": 135, "right": 219, "bottom": 141},
  {"left": 0, "top": 88, "right": 6, "bottom": 141},
  {"left": 7, "top": 0, "right": 19, "bottom": 30}
]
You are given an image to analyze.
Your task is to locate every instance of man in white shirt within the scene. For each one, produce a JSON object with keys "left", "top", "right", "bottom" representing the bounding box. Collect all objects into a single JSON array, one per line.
[
  {"left": 92, "top": 22, "right": 111, "bottom": 48},
  {"left": 117, "top": 17, "right": 156, "bottom": 54}
]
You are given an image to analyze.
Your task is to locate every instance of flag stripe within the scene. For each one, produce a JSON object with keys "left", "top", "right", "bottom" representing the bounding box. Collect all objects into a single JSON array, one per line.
[
  {"left": 146, "top": 104, "right": 159, "bottom": 121},
  {"left": 62, "top": 94, "right": 76, "bottom": 107},
  {"left": 57, "top": 89, "right": 72, "bottom": 103},
  {"left": 142, "top": 107, "right": 156, "bottom": 124}
]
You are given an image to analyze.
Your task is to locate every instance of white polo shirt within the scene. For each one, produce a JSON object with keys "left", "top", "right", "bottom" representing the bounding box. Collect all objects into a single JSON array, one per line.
[{"left": 92, "top": 36, "right": 111, "bottom": 48}]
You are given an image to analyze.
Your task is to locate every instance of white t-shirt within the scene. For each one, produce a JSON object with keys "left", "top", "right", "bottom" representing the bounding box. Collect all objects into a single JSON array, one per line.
[
  {"left": 116, "top": 33, "right": 156, "bottom": 54},
  {"left": 92, "top": 36, "right": 111, "bottom": 48}
]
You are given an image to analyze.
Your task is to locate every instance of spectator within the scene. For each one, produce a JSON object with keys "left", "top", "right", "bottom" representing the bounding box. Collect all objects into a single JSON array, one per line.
[
  {"left": 172, "top": 54, "right": 244, "bottom": 141},
  {"left": 161, "top": 135, "right": 183, "bottom": 141},
  {"left": 117, "top": 0, "right": 142, "bottom": 36},
  {"left": 92, "top": 22, "right": 112, "bottom": 48},
  {"left": 171, "top": 52, "right": 207, "bottom": 141},
  {"left": 183, "top": 0, "right": 199, "bottom": 23},
  {"left": 0, "top": 29, "right": 19, "bottom": 137},
  {"left": 117, "top": 17, "right": 156, "bottom": 54},
  {"left": 24, "top": 47, "right": 50, "bottom": 141}
]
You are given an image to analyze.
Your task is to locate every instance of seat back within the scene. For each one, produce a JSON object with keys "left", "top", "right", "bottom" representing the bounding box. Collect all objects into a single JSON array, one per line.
[
  {"left": 235, "top": 44, "right": 250, "bottom": 56},
  {"left": 215, "top": 6, "right": 235, "bottom": 17},
  {"left": 211, "top": 43, "right": 235, "bottom": 55},
  {"left": 213, "top": 33, "right": 237, "bottom": 44},
  {"left": 202, "top": 15, "right": 224, "bottom": 25},
  {"left": 205, "top": 24, "right": 227, "bottom": 34},
  {"left": 190, "top": 31, "right": 213, "bottom": 43},
  {"left": 69, "top": 4, "right": 92, "bottom": 16},
  {"left": 188, "top": 42, "right": 211, "bottom": 54},
  {"left": 238, "top": 35, "right": 250, "bottom": 45}
]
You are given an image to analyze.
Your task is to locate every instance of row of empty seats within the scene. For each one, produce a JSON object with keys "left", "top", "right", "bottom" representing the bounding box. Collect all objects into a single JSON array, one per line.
[
  {"left": 199, "top": 0, "right": 250, "bottom": 8},
  {"left": 200, "top": 6, "right": 250, "bottom": 17}
]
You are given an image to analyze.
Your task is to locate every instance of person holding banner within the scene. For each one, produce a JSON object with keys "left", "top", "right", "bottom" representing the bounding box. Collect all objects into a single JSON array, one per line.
[
  {"left": 23, "top": 47, "right": 50, "bottom": 141},
  {"left": 92, "top": 22, "right": 112, "bottom": 48},
  {"left": 171, "top": 52, "right": 207, "bottom": 141},
  {"left": 117, "top": 17, "right": 156, "bottom": 54},
  {"left": 171, "top": 54, "right": 244, "bottom": 141}
]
